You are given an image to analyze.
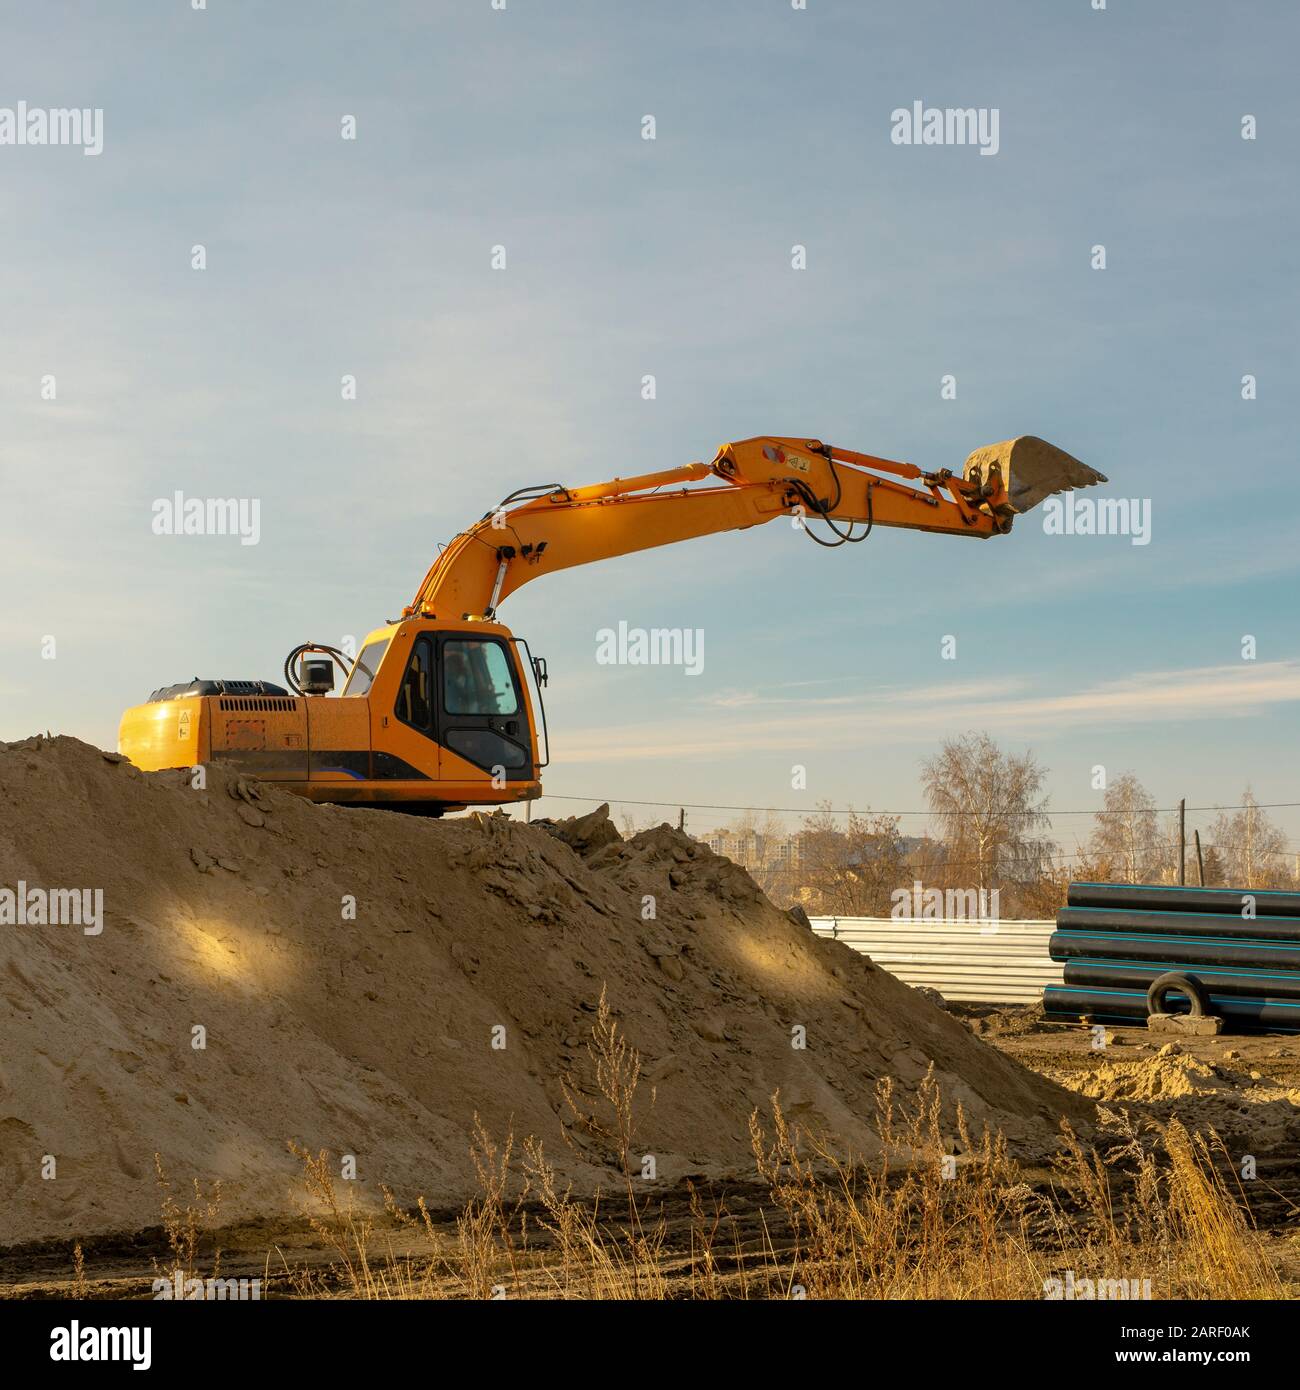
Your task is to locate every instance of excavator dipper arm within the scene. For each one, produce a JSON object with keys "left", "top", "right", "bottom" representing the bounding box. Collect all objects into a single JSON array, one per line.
[{"left": 404, "top": 433, "right": 1104, "bottom": 621}]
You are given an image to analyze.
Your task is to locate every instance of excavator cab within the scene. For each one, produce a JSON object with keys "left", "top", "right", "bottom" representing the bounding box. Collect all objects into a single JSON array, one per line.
[{"left": 117, "top": 619, "right": 547, "bottom": 815}]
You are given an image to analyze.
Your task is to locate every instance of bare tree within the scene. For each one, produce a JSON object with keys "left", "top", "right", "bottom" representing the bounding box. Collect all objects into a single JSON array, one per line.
[
  {"left": 796, "top": 803, "right": 907, "bottom": 917},
  {"left": 920, "top": 732, "right": 1054, "bottom": 893},
  {"left": 1209, "top": 789, "right": 1287, "bottom": 889},
  {"left": 1201, "top": 842, "right": 1226, "bottom": 888},
  {"left": 733, "top": 808, "right": 788, "bottom": 843},
  {"left": 1010, "top": 855, "right": 1071, "bottom": 918},
  {"left": 1080, "top": 773, "right": 1163, "bottom": 884}
]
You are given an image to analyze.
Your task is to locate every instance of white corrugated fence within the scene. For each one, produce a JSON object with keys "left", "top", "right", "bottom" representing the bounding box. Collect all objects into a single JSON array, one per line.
[{"left": 809, "top": 916, "right": 1061, "bottom": 1004}]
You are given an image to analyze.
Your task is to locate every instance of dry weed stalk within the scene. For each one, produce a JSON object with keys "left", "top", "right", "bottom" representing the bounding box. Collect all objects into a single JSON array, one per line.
[
  {"left": 286, "top": 1143, "right": 375, "bottom": 1296},
  {"left": 151, "top": 1153, "right": 223, "bottom": 1287},
  {"left": 510, "top": 987, "right": 667, "bottom": 1297}
]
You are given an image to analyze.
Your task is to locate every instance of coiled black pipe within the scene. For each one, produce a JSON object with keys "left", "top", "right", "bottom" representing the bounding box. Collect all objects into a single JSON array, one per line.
[
  {"left": 1057, "top": 905, "right": 1300, "bottom": 943},
  {"left": 1062, "top": 959, "right": 1300, "bottom": 1002},
  {"left": 1050, "top": 928, "right": 1300, "bottom": 971},
  {"left": 1043, "top": 985, "right": 1300, "bottom": 1033},
  {"left": 1067, "top": 882, "right": 1300, "bottom": 917}
]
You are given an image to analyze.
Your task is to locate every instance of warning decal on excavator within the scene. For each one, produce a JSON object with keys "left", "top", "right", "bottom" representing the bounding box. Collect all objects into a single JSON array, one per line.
[
  {"left": 177, "top": 710, "right": 191, "bottom": 739},
  {"left": 786, "top": 454, "right": 812, "bottom": 473}
]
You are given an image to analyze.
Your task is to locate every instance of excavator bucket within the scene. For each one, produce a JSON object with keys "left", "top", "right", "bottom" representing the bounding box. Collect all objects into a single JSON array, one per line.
[{"left": 962, "top": 436, "right": 1107, "bottom": 515}]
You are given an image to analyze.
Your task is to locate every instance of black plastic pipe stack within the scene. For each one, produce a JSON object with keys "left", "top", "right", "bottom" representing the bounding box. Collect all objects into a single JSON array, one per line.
[{"left": 1043, "top": 882, "right": 1300, "bottom": 1033}]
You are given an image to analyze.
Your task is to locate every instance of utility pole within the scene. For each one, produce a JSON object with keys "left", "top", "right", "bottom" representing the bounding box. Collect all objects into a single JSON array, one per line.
[
  {"left": 1194, "top": 829, "right": 1204, "bottom": 887},
  {"left": 1178, "top": 799, "right": 1186, "bottom": 885},
  {"left": 677, "top": 807, "right": 685, "bottom": 833}
]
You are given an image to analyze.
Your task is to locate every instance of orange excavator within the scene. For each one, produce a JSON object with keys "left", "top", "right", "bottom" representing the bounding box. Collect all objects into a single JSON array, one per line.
[{"left": 118, "top": 434, "right": 1104, "bottom": 814}]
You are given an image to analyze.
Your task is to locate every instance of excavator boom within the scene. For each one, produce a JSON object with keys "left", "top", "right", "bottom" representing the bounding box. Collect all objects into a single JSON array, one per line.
[{"left": 405, "top": 433, "right": 1105, "bottom": 621}]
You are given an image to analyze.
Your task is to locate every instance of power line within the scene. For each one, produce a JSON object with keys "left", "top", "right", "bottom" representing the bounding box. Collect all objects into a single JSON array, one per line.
[
  {"left": 531, "top": 796, "right": 1300, "bottom": 875},
  {"left": 538, "top": 793, "right": 1300, "bottom": 818}
]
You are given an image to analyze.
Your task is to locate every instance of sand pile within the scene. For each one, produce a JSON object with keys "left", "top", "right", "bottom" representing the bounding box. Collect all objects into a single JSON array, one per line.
[
  {"left": 1066, "top": 1046, "right": 1243, "bottom": 1102},
  {"left": 1049, "top": 1043, "right": 1300, "bottom": 1149},
  {"left": 0, "top": 736, "right": 1088, "bottom": 1246}
]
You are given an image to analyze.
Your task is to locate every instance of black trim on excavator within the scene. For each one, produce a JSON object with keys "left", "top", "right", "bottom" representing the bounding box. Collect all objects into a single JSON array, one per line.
[
  {"left": 207, "top": 747, "right": 434, "bottom": 782},
  {"left": 149, "top": 679, "right": 290, "bottom": 702}
]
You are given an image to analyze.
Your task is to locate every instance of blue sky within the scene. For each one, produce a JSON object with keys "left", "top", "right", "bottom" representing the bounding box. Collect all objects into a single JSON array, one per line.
[{"left": 2, "top": 0, "right": 1298, "bottom": 859}]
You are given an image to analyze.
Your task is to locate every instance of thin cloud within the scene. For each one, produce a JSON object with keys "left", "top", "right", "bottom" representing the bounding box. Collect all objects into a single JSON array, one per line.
[
  {"left": 700, "top": 675, "right": 1025, "bottom": 711},
  {"left": 557, "top": 662, "right": 1300, "bottom": 762}
]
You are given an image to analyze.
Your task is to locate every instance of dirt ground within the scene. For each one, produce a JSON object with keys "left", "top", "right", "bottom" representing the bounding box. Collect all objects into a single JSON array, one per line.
[
  {"left": 959, "top": 1003, "right": 1300, "bottom": 1236},
  {"left": 0, "top": 1179, "right": 797, "bottom": 1300}
]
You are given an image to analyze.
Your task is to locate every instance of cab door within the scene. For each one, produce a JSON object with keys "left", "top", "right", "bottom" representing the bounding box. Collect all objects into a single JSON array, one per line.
[
  {"left": 437, "top": 635, "right": 533, "bottom": 780},
  {"left": 387, "top": 633, "right": 441, "bottom": 779}
]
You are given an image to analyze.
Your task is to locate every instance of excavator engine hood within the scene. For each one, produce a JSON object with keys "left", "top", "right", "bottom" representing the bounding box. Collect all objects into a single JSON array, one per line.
[{"left": 963, "top": 435, "right": 1108, "bottom": 516}]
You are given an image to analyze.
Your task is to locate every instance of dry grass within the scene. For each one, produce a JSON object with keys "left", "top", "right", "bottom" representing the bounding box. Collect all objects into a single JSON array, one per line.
[
  {"left": 536, "top": 986, "right": 667, "bottom": 1298},
  {"left": 281, "top": 1144, "right": 378, "bottom": 1296},
  {"left": 277, "top": 990, "right": 671, "bottom": 1300},
  {"left": 1053, "top": 1109, "right": 1284, "bottom": 1300},
  {"left": 150, "top": 1154, "right": 223, "bottom": 1288},
  {"left": 747, "top": 1083, "right": 1284, "bottom": 1300},
  {"left": 749, "top": 1074, "right": 1045, "bottom": 1298}
]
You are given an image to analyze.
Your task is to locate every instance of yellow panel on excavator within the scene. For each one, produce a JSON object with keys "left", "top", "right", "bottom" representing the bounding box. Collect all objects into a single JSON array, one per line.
[
  {"left": 208, "top": 694, "right": 308, "bottom": 781},
  {"left": 117, "top": 695, "right": 207, "bottom": 770}
]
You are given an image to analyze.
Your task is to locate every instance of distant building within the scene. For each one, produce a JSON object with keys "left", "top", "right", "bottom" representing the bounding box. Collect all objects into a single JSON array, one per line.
[
  {"left": 703, "top": 828, "right": 802, "bottom": 872},
  {"left": 704, "top": 826, "right": 938, "bottom": 881}
]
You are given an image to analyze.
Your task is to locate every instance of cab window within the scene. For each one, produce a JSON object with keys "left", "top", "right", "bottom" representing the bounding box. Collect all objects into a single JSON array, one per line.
[
  {"left": 344, "top": 638, "right": 389, "bottom": 696},
  {"left": 396, "top": 639, "right": 434, "bottom": 730},
  {"left": 443, "top": 640, "right": 518, "bottom": 716}
]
